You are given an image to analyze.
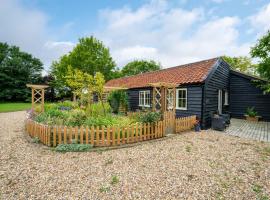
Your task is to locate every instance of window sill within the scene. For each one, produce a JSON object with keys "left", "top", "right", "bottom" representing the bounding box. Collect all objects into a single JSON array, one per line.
[
  {"left": 176, "top": 107, "right": 187, "bottom": 110},
  {"left": 139, "top": 105, "right": 151, "bottom": 107}
]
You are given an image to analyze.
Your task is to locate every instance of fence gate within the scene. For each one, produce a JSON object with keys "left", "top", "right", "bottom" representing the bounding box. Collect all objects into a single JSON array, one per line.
[
  {"left": 163, "top": 111, "right": 176, "bottom": 135},
  {"left": 149, "top": 82, "right": 177, "bottom": 135}
]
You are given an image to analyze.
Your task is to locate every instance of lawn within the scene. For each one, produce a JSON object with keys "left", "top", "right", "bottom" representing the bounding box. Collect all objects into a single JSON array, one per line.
[{"left": 0, "top": 102, "right": 31, "bottom": 113}]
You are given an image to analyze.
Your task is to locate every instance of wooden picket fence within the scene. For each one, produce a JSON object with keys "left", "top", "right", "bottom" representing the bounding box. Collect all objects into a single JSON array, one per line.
[
  {"left": 175, "top": 115, "right": 196, "bottom": 133},
  {"left": 127, "top": 111, "right": 196, "bottom": 134},
  {"left": 163, "top": 112, "right": 196, "bottom": 133},
  {"left": 25, "top": 119, "right": 165, "bottom": 147}
]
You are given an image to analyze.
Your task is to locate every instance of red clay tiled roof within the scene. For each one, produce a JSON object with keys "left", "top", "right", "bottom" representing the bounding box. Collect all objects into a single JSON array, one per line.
[{"left": 106, "top": 57, "right": 219, "bottom": 89}]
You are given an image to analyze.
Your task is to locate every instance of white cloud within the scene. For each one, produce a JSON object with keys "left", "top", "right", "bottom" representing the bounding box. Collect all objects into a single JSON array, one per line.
[
  {"left": 96, "top": 1, "right": 250, "bottom": 68},
  {"left": 0, "top": 0, "right": 74, "bottom": 72},
  {"left": 112, "top": 45, "right": 158, "bottom": 64},
  {"left": 249, "top": 2, "right": 270, "bottom": 36},
  {"left": 43, "top": 41, "right": 75, "bottom": 69}
]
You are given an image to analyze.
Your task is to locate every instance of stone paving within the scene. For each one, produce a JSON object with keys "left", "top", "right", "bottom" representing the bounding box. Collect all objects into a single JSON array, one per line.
[{"left": 225, "top": 118, "right": 270, "bottom": 142}]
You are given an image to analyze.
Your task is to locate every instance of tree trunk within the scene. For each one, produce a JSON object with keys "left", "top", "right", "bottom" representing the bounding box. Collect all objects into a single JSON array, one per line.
[
  {"left": 98, "top": 94, "right": 106, "bottom": 115},
  {"left": 73, "top": 93, "right": 76, "bottom": 102}
]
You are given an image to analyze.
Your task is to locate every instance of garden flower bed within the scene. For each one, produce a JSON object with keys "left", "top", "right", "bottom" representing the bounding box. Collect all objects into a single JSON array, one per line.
[{"left": 25, "top": 101, "right": 164, "bottom": 147}]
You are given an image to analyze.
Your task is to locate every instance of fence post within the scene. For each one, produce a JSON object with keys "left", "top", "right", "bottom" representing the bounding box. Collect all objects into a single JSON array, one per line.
[
  {"left": 63, "top": 126, "right": 67, "bottom": 144},
  {"left": 53, "top": 126, "right": 56, "bottom": 147},
  {"left": 91, "top": 126, "right": 94, "bottom": 146},
  {"left": 80, "top": 126, "right": 84, "bottom": 144}
]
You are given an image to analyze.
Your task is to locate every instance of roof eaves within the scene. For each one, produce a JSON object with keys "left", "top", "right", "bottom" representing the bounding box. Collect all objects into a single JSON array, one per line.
[{"left": 230, "top": 69, "right": 267, "bottom": 82}]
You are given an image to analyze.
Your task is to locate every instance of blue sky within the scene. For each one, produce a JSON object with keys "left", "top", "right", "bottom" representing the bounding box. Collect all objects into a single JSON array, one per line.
[{"left": 1, "top": 0, "right": 270, "bottom": 73}]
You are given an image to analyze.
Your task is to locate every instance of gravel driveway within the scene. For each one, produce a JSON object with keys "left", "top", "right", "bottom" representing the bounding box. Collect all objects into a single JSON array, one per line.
[{"left": 0, "top": 111, "right": 270, "bottom": 200}]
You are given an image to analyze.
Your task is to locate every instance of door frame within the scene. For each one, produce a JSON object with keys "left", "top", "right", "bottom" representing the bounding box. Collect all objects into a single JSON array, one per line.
[{"left": 218, "top": 89, "right": 222, "bottom": 114}]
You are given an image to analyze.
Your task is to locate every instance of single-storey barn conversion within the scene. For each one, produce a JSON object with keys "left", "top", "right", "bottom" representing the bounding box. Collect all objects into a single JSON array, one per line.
[{"left": 105, "top": 57, "right": 270, "bottom": 129}]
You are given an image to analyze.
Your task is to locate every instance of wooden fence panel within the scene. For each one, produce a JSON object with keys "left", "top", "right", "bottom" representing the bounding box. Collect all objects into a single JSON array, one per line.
[
  {"left": 90, "top": 126, "right": 94, "bottom": 146},
  {"left": 53, "top": 127, "right": 56, "bottom": 147},
  {"left": 96, "top": 127, "right": 100, "bottom": 146},
  {"left": 74, "top": 126, "right": 78, "bottom": 142},
  {"left": 63, "top": 126, "right": 67, "bottom": 144},
  {"left": 112, "top": 127, "right": 115, "bottom": 146},
  {"left": 126, "top": 127, "right": 130, "bottom": 143},
  {"left": 117, "top": 127, "right": 120, "bottom": 145},
  {"left": 131, "top": 126, "right": 134, "bottom": 143},
  {"left": 58, "top": 126, "right": 62, "bottom": 144},
  {"left": 175, "top": 115, "right": 196, "bottom": 133},
  {"left": 107, "top": 127, "right": 111, "bottom": 146},
  {"left": 80, "top": 126, "right": 84, "bottom": 144},
  {"left": 135, "top": 124, "right": 138, "bottom": 142},
  {"left": 26, "top": 117, "right": 184, "bottom": 147},
  {"left": 85, "top": 126, "right": 89, "bottom": 144}
]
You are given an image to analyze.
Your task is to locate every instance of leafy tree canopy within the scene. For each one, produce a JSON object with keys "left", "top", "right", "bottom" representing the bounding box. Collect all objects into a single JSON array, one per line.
[
  {"left": 0, "top": 42, "right": 43, "bottom": 101},
  {"left": 52, "top": 36, "right": 115, "bottom": 80},
  {"left": 121, "top": 60, "right": 161, "bottom": 77},
  {"left": 222, "top": 55, "right": 257, "bottom": 75},
  {"left": 250, "top": 30, "right": 270, "bottom": 93},
  {"left": 50, "top": 36, "right": 116, "bottom": 95}
]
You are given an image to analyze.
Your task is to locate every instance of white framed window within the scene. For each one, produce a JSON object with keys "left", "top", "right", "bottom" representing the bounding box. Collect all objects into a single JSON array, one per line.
[
  {"left": 139, "top": 90, "right": 150, "bottom": 107},
  {"left": 176, "top": 88, "right": 187, "bottom": 110}
]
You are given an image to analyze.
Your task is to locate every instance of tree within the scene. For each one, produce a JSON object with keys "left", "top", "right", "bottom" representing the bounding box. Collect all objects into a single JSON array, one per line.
[
  {"left": 0, "top": 42, "right": 43, "bottom": 102},
  {"left": 64, "top": 66, "right": 106, "bottom": 112},
  {"left": 251, "top": 31, "right": 270, "bottom": 93},
  {"left": 222, "top": 56, "right": 257, "bottom": 75},
  {"left": 93, "top": 72, "right": 106, "bottom": 114},
  {"left": 50, "top": 36, "right": 116, "bottom": 95},
  {"left": 65, "top": 65, "right": 87, "bottom": 101},
  {"left": 121, "top": 60, "right": 161, "bottom": 77}
]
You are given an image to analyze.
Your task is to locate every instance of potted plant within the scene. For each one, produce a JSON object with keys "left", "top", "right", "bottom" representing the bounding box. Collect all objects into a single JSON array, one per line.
[{"left": 244, "top": 107, "right": 260, "bottom": 122}]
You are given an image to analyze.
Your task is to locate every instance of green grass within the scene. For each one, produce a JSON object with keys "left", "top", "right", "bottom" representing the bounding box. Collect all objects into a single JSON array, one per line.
[{"left": 0, "top": 102, "right": 31, "bottom": 113}]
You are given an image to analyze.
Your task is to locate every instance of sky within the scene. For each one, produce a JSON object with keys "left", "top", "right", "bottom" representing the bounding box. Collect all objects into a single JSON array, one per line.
[{"left": 1, "top": 0, "right": 270, "bottom": 73}]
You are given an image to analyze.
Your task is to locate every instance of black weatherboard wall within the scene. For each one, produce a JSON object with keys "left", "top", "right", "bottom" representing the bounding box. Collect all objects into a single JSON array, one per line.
[
  {"left": 229, "top": 71, "right": 270, "bottom": 121},
  {"left": 175, "top": 85, "right": 203, "bottom": 120},
  {"left": 202, "top": 59, "right": 230, "bottom": 128},
  {"left": 127, "top": 87, "right": 153, "bottom": 111},
  {"left": 127, "top": 85, "right": 203, "bottom": 120}
]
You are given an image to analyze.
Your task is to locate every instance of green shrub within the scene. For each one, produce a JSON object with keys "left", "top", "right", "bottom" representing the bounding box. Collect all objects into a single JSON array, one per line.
[
  {"left": 107, "top": 90, "right": 128, "bottom": 113},
  {"left": 44, "top": 103, "right": 58, "bottom": 111},
  {"left": 65, "top": 109, "right": 86, "bottom": 126},
  {"left": 58, "top": 100, "right": 77, "bottom": 108},
  {"left": 138, "top": 112, "right": 161, "bottom": 123},
  {"left": 35, "top": 112, "right": 49, "bottom": 123},
  {"left": 32, "top": 137, "right": 40, "bottom": 143},
  {"left": 46, "top": 109, "right": 67, "bottom": 118},
  {"left": 111, "top": 175, "right": 120, "bottom": 185},
  {"left": 84, "top": 115, "right": 134, "bottom": 127},
  {"left": 246, "top": 107, "right": 258, "bottom": 117},
  {"left": 84, "top": 115, "right": 116, "bottom": 127},
  {"left": 99, "top": 185, "right": 110, "bottom": 192},
  {"left": 55, "top": 143, "right": 93, "bottom": 152},
  {"left": 85, "top": 102, "right": 111, "bottom": 117}
]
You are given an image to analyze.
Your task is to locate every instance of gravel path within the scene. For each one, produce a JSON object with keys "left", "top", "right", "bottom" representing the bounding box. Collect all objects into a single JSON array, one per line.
[{"left": 0, "top": 111, "right": 270, "bottom": 200}]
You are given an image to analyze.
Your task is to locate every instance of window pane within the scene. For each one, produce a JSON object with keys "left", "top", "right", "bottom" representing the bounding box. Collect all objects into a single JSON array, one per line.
[
  {"left": 145, "top": 91, "right": 150, "bottom": 106},
  {"left": 139, "top": 92, "right": 144, "bottom": 105},
  {"left": 183, "top": 99, "right": 186, "bottom": 108},
  {"left": 182, "top": 90, "right": 186, "bottom": 98}
]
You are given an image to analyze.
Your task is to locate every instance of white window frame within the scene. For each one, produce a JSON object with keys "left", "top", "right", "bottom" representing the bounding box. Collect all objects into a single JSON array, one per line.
[
  {"left": 139, "top": 90, "right": 150, "bottom": 107},
  {"left": 176, "top": 88, "right": 187, "bottom": 110}
]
